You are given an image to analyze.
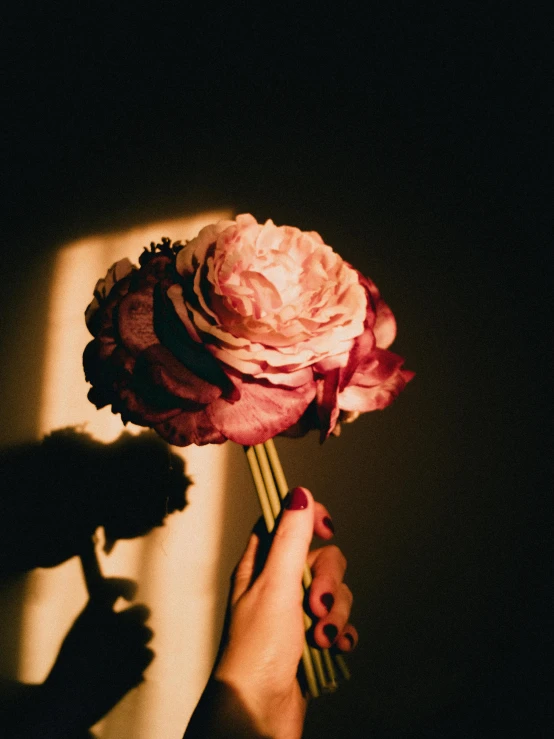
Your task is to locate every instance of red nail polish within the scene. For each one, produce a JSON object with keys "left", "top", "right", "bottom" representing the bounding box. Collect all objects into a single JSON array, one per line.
[
  {"left": 344, "top": 632, "right": 355, "bottom": 648},
  {"left": 323, "top": 624, "right": 338, "bottom": 644},
  {"left": 323, "top": 515, "right": 335, "bottom": 534},
  {"left": 320, "top": 593, "right": 334, "bottom": 612},
  {"left": 286, "top": 487, "right": 308, "bottom": 510}
]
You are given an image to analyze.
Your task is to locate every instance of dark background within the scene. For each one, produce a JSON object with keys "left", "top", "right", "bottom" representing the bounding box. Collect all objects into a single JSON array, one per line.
[{"left": 2, "top": 2, "right": 550, "bottom": 737}]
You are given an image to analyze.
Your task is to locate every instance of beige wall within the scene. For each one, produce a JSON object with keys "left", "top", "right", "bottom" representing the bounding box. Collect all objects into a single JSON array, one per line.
[{"left": 1, "top": 212, "right": 263, "bottom": 738}]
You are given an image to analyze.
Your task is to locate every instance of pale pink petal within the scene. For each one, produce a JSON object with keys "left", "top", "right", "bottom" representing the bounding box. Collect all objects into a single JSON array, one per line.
[
  {"left": 349, "top": 348, "right": 405, "bottom": 388},
  {"left": 255, "top": 218, "right": 283, "bottom": 253},
  {"left": 250, "top": 366, "right": 314, "bottom": 387},
  {"left": 176, "top": 214, "right": 368, "bottom": 376},
  {"left": 194, "top": 252, "right": 222, "bottom": 322},
  {"left": 338, "top": 368, "right": 414, "bottom": 412},
  {"left": 358, "top": 273, "right": 397, "bottom": 348},
  {"left": 176, "top": 220, "right": 235, "bottom": 276},
  {"left": 373, "top": 300, "right": 397, "bottom": 349}
]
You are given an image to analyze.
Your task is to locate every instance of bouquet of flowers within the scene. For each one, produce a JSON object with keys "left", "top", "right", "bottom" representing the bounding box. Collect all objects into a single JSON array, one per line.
[{"left": 83, "top": 213, "right": 413, "bottom": 695}]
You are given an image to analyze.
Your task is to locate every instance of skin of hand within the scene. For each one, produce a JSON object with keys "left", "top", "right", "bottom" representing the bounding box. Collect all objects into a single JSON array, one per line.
[{"left": 193, "top": 487, "right": 357, "bottom": 739}]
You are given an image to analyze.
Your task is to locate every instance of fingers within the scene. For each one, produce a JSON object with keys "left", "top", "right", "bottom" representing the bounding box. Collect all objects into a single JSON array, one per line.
[
  {"left": 311, "top": 581, "right": 353, "bottom": 649},
  {"left": 92, "top": 577, "right": 138, "bottom": 609},
  {"left": 117, "top": 603, "right": 152, "bottom": 629},
  {"left": 313, "top": 501, "right": 335, "bottom": 541},
  {"left": 306, "top": 545, "right": 347, "bottom": 619},
  {"left": 336, "top": 624, "right": 358, "bottom": 652},
  {"left": 113, "top": 604, "right": 155, "bottom": 672},
  {"left": 233, "top": 493, "right": 333, "bottom": 603},
  {"left": 307, "top": 545, "right": 357, "bottom": 652},
  {"left": 261, "top": 487, "right": 314, "bottom": 594},
  {"left": 232, "top": 488, "right": 358, "bottom": 654}
]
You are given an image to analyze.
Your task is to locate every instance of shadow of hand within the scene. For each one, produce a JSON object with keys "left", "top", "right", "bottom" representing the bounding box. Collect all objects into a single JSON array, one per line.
[
  {"left": 2, "top": 578, "right": 154, "bottom": 738},
  {"left": 42, "top": 577, "right": 154, "bottom": 732}
]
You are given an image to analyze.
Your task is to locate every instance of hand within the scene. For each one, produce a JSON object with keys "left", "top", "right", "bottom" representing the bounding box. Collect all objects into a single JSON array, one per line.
[{"left": 186, "top": 487, "right": 357, "bottom": 738}]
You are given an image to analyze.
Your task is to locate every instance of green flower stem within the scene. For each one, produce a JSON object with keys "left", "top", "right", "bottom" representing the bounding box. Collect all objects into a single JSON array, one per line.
[
  {"left": 334, "top": 654, "right": 351, "bottom": 681},
  {"left": 253, "top": 444, "right": 282, "bottom": 518},
  {"left": 245, "top": 446, "right": 275, "bottom": 533}
]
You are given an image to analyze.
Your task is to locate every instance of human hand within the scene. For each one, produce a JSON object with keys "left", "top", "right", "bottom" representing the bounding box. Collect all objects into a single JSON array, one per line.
[{"left": 187, "top": 487, "right": 357, "bottom": 739}]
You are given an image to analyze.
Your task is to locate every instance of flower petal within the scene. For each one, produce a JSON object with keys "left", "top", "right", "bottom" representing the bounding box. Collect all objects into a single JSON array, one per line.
[
  {"left": 137, "top": 344, "right": 222, "bottom": 404},
  {"left": 358, "top": 273, "right": 397, "bottom": 348},
  {"left": 338, "top": 352, "right": 415, "bottom": 413},
  {"left": 338, "top": 327, "right": 377, "bottom": 392},
  {"left": 118, "top": 288, "right": 159, "bottom": 354},
  {"left": 208, "top": 378, "right": 317, "bottom": 445},
  {"left": 116, "top": 383, "right": 184, "bottom": 424},
  {"left": 85, "top": 258, "right": 135, "bottom": 332},
  {"left": 315, "top": 369, "right": 341, "bottom": 442},
  {"left": 373, "top": 299, "right": 397, "bottom": 349},
  {"left": 155, "top": 410, "right": 226, "bottom": 446},
  {"left": 349, "top": 348, "right": 405, "bottom": 388}
]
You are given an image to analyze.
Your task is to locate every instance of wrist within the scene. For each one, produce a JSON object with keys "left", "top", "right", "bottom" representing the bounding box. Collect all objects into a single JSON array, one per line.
[
  {"left": 185, "top": 676, "right": 269, "bottom": 739},
  {"left": 213, "top": 661, "right": 304, "bottom": 739}
]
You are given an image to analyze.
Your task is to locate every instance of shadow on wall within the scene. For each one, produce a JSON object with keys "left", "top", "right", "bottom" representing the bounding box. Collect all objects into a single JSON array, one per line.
[
  {"left": 0, "top": 211, "right": 264, "bottom": 738},
  {"left": 0, "top": 428, "right": 190, "bottom": 737}
]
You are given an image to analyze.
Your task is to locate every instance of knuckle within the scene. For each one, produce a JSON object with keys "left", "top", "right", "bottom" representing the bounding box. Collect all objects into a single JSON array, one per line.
[
  {"left": 327, "top": 544, "right": 347, "bottom": 572},
  {"left": 232, "top": 559, "right": 250, "bottom": 583},
  {"left": 341, "top": 583, "right": 354, "bottom": 608},
  {"left": 273, "top": 523, "right": 295, "bottom": 542},
  {"left": 273, "top": 523, "right": 308, "bottom": 550}
]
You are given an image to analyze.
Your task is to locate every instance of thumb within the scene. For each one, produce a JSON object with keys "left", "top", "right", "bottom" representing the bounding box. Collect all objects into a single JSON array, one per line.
[
  {"left": 231, "top": 531, "right": 260, "bottom": 605},
  {"left": 261, "top": 487, "right": 314, "bottom": 594},
  {"left": 91, "top": 577, "right": 138, "bottom": 609}
]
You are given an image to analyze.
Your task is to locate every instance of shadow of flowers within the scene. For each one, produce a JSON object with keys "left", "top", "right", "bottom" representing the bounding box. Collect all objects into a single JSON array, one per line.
[
  {"left": 0, "top": 427, "right": 191, "bottom": 737},
  {"left": 0, "top": 427, "right": 190, "bottom": 575}
]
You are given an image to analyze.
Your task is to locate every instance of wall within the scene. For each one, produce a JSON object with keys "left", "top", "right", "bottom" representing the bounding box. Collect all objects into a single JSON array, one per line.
[{"left": 2, "top": 6, "right": 548, "bottom": 737}]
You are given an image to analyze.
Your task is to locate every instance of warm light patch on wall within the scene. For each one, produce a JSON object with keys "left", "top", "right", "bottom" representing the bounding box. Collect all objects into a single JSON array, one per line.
[
  {"left": 39, "top": 211, "right": 231, "bottom": 441},
  {"left": 19, "top": 211, "right": 236, "bottom": 738}
]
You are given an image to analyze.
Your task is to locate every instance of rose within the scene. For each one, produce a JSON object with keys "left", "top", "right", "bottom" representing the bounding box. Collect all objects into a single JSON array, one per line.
[
  {"left": 279, "top": 272, "right": 414, "bottom": 440},
  {"left": 84, "top": 217, "right": 412, "bottom": 446},
  {"left": 84, "top": 240, "right": 232, "bottom": 446},
  {"left": 338, "top": 274, "right": 414, "bottom": 414},
  {"left": 169, "top": 214, "right": 367, "bottom": 386},
  {"left": 309, "top": 273, "right": 414, "bottom": 439},
  {"left": 168, "top": 214, "right": 412, "bottom": 440}
]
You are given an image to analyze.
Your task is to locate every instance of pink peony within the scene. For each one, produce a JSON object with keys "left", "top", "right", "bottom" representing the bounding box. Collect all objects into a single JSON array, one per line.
[
  {"left": 170, "top": 214, "right": 367, "bottom": 385},
  {"left": 84, "top": 216, "right": 413, "bottom": 446}
]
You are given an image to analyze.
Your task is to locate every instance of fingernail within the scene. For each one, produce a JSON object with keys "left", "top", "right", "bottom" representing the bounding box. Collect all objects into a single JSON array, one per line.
[
  {"left": 322, "top": 515, "right": 335, "bottom": 534},
  {"left": 344, "top": 632, "right": 355, "bottom": 649},
  {"left": 323, "top": 623, "right": 338, "bottom": 644},
  {"left": 320, "top": 593, "right": 334, "bottom": 612},
  {"left": 285, "top": 487, "right": 308, "bottom": 510}
]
